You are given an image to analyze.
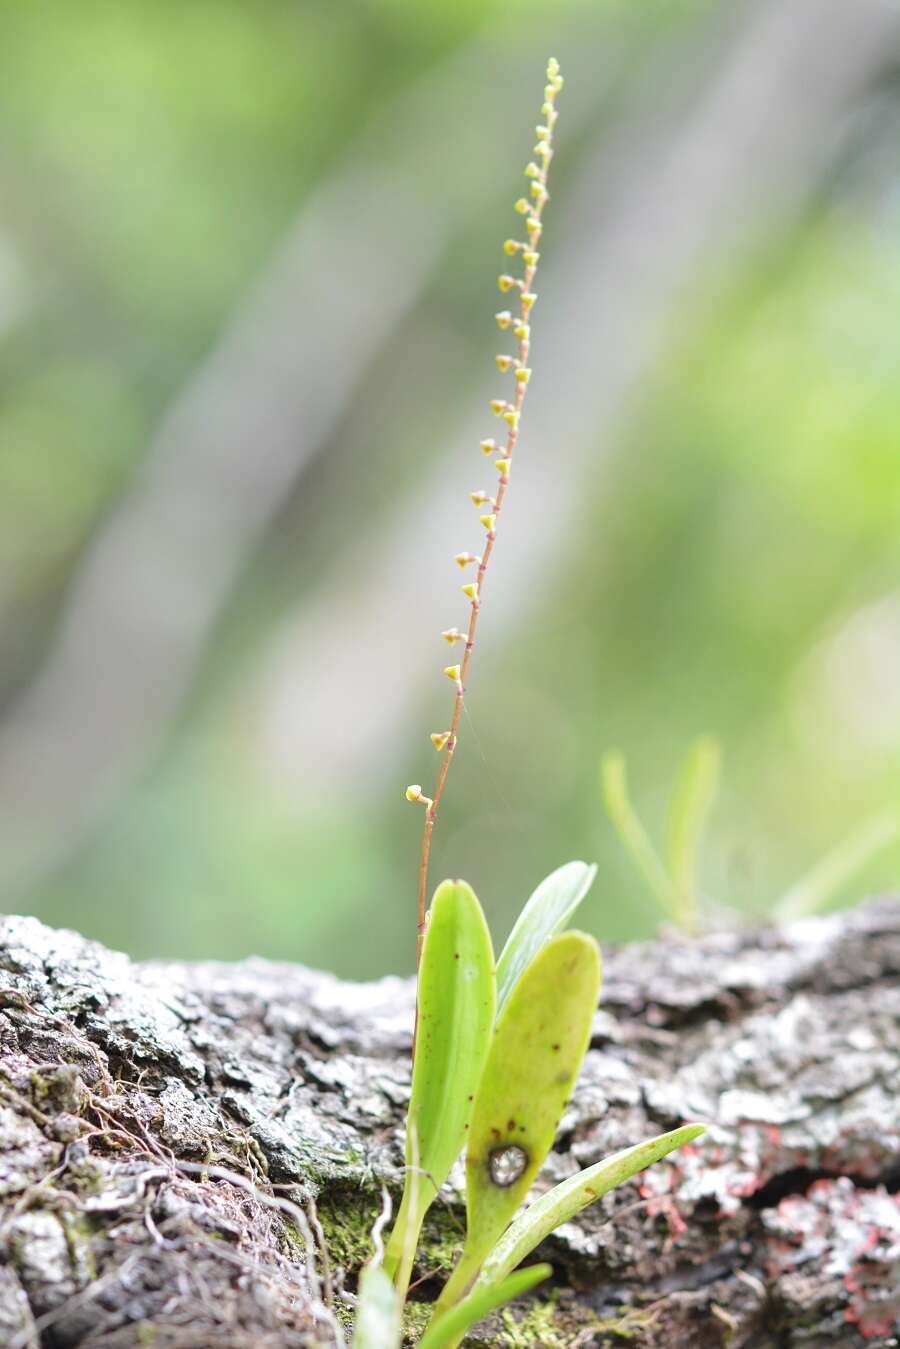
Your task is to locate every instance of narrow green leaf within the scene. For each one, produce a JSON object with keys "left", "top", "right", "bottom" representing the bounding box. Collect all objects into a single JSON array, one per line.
[
  {"left": 434, "top": 931, "right": 601, "bottom": 1315},
  {"left": 420, "top": 1263, "right": 551, "bottom": 1349},
  {"left": 777, "top": 807, "right": 900, "bottom": 922},
  {"left": 495, "top": 860, "right": 597, "bottom": 1013},
  {"left": 383, "top": 880, "right": 495, "bottom": 1298},
  {"left": 351, "top": 1262, "right": 402, "bottom": 1349},
  {"left": 477, "top": 1123, "right": 706, "bottom": 1289},
  {"left": 664, "top": 736, "right": 720, "bottom": 933},
  {"left": 600, "top": 751, "right": 677, "bottom": 921}
]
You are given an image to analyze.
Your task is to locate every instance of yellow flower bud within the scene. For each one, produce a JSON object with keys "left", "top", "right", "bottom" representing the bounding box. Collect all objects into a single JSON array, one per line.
[
  {"left": 523, "top": 251, "right": 539, "bottom": 267},
  {"left": 515, "top": 367, "right": 531, "bottom": 384},
  {"left": 522, "top": 292, "right": 537, "bottom": 310},
  {"left": 498, "top": 274, "right": 515, "bottom": 293},
  {"left": 495, "top": 457, "right": 511, "bottom": 476},
  {"left": 541, "top": 101, "right": 552, "bottom": 116},
  {"left": 454, "top": 551, "right": 479, "bottom": 568},
  {"left": 405, "top": 784, "right": 431, "bottom": 806},
  {"left": 530, "top": 181, "right": 548, "bottom": 201},
  {"left": 503, "top": 239, "right": 521, "bottom": 256},
  {"left": 461, "top": 582, "right": 479, "bottom": 602},
  {"left": 514, "top": 322, "right": 530, "bottom": 340},
  {"left": 480, "top": 437, "right": 498, "bottom": 455},
  {"left": 524, "top": 163, "right": 540, "bottom": 179},
  {"left": 526, "top": 219, "right": 542, "bottom": 240},
  {"left": 479, "top": 513, "right": 497, "bottom": 532},
  {"left": 502, "top": 409, "right": 519, "bottom": 428},
  {"left": 470, "top": 490, "right": 491, "bottom": 506},
  {"left": 495, "top": 310, "right": 512, "bottom": 329},
  {"left": 535, "top": 125, "right": 550, "bottom": 140},
  {"left": 430, "top": 732, "right": 451, "bottom": 751},
  {"left": 444, "top": 664, "right": 461, "bottom": 681},
  {"left": 491, "top": 399, "right": 508, "bottom": 417},
  {"left": 514, "top": 197, "right": 530, "bottom": 215},
  {"left": 441, "top": 627, "right": 463, "bottom": 644},
  {"left": 495, "top": 354, "right": 513, "bottom": 373}
]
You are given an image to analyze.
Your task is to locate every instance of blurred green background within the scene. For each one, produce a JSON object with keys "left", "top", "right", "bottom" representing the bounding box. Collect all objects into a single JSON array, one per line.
[{"left": 1, "top": 0, "right": 899, "bottom": 977}]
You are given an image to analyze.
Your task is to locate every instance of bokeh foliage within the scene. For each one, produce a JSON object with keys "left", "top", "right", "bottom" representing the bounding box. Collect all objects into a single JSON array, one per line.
[{"left": 1, "top": 1, "right": 898, "bottom": 975}]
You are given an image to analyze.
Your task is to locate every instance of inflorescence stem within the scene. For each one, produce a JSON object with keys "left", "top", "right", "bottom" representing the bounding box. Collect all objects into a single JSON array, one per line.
[{"left": 406, "top": 59, "right": 564, "bottom": 966}]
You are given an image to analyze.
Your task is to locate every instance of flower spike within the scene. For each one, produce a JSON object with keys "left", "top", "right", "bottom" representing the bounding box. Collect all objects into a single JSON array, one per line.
[{"left": 408, "top": 57, "right": 565, "bottom": 965}]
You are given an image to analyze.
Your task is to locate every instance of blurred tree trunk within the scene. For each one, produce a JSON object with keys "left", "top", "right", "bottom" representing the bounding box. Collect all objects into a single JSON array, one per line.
[
  {"left": 2, "top": 0, "right": 899, "bottom": 900},
  {"left": 0, "top": 900, "right": 897, "bottom": 1347}
]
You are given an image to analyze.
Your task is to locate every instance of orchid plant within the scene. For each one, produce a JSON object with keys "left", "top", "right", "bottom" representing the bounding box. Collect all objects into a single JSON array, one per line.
[{"left": 350, "top": 59, "right": 705, "bottom": 1348}]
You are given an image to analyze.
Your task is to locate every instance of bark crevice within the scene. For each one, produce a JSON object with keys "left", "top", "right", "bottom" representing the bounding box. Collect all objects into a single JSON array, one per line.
[{"left": 0, "top": 902, "right": 897, "bottom": 1347}]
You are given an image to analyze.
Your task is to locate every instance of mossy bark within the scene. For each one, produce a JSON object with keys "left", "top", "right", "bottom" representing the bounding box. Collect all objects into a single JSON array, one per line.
[{"left": 0, "top": 903, "right": 897, "bottom": 1347}]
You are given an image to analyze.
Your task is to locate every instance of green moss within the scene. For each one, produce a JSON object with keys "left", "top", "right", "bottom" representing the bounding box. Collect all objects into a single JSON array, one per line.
[
  {"left": 317, "top": 1189, "right": 385, "bottom": 1271},
  {"left": 498, "top": 1294, "right": 569, "bottom": 1348}
]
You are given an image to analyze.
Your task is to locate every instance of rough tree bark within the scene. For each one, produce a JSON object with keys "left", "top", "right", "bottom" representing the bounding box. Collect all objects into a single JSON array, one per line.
[{"left": 0, "top": 901, "right": 897, "bottom": 1349}]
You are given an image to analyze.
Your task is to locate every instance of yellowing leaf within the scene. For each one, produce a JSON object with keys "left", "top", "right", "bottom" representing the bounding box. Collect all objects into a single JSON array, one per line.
[{"left": 434, "top": 930, "right": 601, "bottom": 1314}]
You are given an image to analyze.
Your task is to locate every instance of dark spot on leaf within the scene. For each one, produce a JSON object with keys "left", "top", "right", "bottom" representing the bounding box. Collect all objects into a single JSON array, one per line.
[{"left": 488, "top": 1144, "right": 528, "bottom": 1187}]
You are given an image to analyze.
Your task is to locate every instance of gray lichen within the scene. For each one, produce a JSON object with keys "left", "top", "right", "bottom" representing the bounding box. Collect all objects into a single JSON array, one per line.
[{"left": 0, "top": 902, "right": 896, "bottom": 1346}]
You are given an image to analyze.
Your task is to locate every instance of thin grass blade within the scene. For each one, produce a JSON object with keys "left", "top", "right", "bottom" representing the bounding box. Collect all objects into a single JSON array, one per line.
[
  {"left": 477, "top": 1123, "right": 706, "bottom": 1289},
  {"left": 664, "top": 736, "right": 720, "bottom": 932},
  {"left": 600, "top": 751, "right": 677, "bottom": 921},
  {"left": 777, "top": 807, "right": 900, "bottom": 922}
]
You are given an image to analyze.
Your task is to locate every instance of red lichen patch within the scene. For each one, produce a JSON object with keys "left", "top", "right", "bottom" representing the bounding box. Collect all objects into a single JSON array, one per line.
[{"left": 764, "top": 1177, "right": 900, "bottom": 1338}]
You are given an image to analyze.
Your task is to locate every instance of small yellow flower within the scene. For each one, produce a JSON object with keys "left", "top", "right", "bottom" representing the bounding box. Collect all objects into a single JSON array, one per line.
[
  {"left": 461, "top": 582, "right": 479, "bottom": 602},
  {"left": 495, "top": 354, "right": 513, "bottom": 373},
  {"left": 479, "top": 513, "right": 497, "bottom": 532},
  {"left": 514, "top": 197, "right": 530, "bottom": 215},
  {"left": 495, "top": 457, "right": 511, "bottom": 476},
  {"left": 495, "top": 310, "right": 512, "bottom": 329},
  {"left": 454, "top": 552, "right": 479, "bottom": 568},
  {"left": 502, "top": 408, "right": 519, "bottom": 428},
  {"left": 441, "top": 627, "right": 464, "bottom": 644},
  {"left": 430, "top": 732, "right": 451, "bottom": 751},
  {"left": 444, "top": 664, "right": 462, "bottom": 681}
]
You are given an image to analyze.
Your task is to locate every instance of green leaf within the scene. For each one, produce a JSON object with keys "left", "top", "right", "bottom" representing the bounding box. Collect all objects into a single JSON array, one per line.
[
  {"left": 477, "top": 1123, "right": 706, "bottom": 1289},
  {"left": 495, "top": 860, "right": 597, "bottom": 1014},
  {"left": 600, "top": 751, "right": 676, "bottom": 922},
  {"left": 776, "top": 807, "right": 900, "bottom": 921},
  {"left": 419, "top": 1263, "right": 551, "bottom": 1349},
  {"left": 434, "top": 930, "right": 601, "bottom": 1315},
  {"left": 351, "top": 1262, "right": 402, "bottom": 1349},
  {"left": 383, "top": 880, "right": 495, "bottom": 1298},
  {"left": 664, "top": 736, "right": 720, "bottom": 933}
]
